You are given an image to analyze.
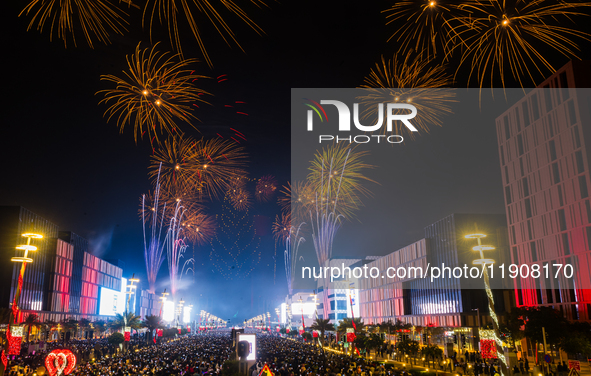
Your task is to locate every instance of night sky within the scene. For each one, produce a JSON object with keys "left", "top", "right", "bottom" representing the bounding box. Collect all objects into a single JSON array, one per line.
[{"left": 3, "top": 0, "right": 591, "bottom": 322}]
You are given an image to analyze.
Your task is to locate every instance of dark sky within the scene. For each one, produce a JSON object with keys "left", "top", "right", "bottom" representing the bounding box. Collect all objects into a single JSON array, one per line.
[{"left": 2, "top": 0, "right": 591, "bottom": 322}]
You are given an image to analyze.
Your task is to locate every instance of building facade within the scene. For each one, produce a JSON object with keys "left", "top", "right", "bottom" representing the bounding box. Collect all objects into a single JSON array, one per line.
[
  {"left": 0, "top": 206, "right": 59, "bottom": 314},
  {"left": 495, "top": 60, "right": 591, "bottom": 320},
  {"left": 0, "top": 206, "right": 125, "bottom": 322},
  {"left": 359, "top": 213, "right": 514, "bottom": 328}
]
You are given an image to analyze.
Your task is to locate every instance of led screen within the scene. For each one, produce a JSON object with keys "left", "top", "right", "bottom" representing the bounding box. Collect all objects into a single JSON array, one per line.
[{"left": 98, "top": 287, "right": 124, "bottom": 316}]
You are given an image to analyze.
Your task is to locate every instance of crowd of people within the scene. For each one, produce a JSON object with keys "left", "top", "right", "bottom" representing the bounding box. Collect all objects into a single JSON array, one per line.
[
  {"left": 4, "top": 334, "right": 233, "bottom": 376},
  {"left": 1, "top": 331, "right": 557, "bottom": 376}
]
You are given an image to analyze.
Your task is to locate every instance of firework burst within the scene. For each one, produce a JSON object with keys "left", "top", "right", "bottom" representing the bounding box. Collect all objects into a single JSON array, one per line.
[
  {"left": 191, "top": 138, "right": 248, "bottom": 200},
  {"left": 149, "top": 136, "right": 201, "bottom": 195},
  {"left": 307, "top": 144, "right": 375, "bottom": 221},
  {"left": 180, "top": 209, "right": 216, "bottom": 246},
  {"left": 20, "top": 0, "right": 132, "bottom": 48},
  {"left": 279, "top": 181, "right": 316, "bottom": 226},
  {"left": 98, "top": 42, "right": 209, "bottom": 145},
  {"left": 384, "top": 0, "right": 463, "bottom": 59},
  {"left": 272, "top": 213, "right": 291, "bottom": 244},
  {"left": 228, "top": 183, "right": 252, "bottom": 211},
  {"left": 255, "top": 175, "right": 278, "bottom": 202},
  {"left": 143, "top": 0, "right": 269, "bottom": 67},
  {"left": 452, "top": 0, "right": 591, "bottom": 88},
  {"left": 359, "top": 51, "right": 455, "bottom": 139}
]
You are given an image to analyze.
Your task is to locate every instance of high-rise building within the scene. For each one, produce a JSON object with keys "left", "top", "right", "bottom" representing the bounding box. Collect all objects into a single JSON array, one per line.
[{"left": 495, "top": 60, "right": 591, "bottom": 320}]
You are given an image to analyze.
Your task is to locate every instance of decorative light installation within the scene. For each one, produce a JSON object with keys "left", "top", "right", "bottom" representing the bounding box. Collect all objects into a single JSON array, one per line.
[
  {"left": 465, "top": 232, "right": 507, "bottom": 375},
  {"left": 7, "top": 325, "right": 24, "bottom": 355},
  {"left": 45, "top": 349, "right": 77, "bottom": 376}
]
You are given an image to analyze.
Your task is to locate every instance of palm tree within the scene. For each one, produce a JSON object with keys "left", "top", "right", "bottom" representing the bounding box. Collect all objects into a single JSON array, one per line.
[
  {"left": 379, "top": 320, "right": 396, "bottom": 344},
  {"left": 61, "top": 318, "right": 79, "bottom": 340},
  {"left": 109, "top": 311, "right": 142, "bottom": 332},
  {"left": 42, "top": 320, "right": 58, "bottom": 341},
  {"left": 93, "top": 320, "right": 107, "bottom": 338},
  {"left": 310, "top": 318, "right": 335, "bottom": 345},
  {"left": 337, "top": 318, "right": 365, "bottom": 334},
  {"left": 79, "top": 318, "right": 91, "bottom": 339},
  {"left": 142, "top": 315, "right": 163, "bottom": 344},
  {"left": 21, "top": 313, "right": 41, "bottom": 342}
]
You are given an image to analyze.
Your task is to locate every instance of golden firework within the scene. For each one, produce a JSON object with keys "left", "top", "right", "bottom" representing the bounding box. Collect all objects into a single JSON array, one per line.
[
  {"left": 384, "top": 0, "right": 463, "bottom": 59},
  {"left": 143, "top": 0, "right": 268, "bottom": 67},
  {"left": 98, "top": 42, "right": 209, "bottom": 145},
  {"left": 228, "top": 184, "right": 252, "bottom": 212},
  {"left": 307, "top": 144, "right": 375, "bottom": 221},
  {"left": 180, "top": 209, "right": 216, "bottom": 246},
  {"left": 358, "top": 51, "right": 455, "bottom": 139},
  {"left": 190, "top": 138, "right": 248, "bottom": 200},
  {"left": 255, "top": 175, "right": 277, "bottom": 202},
  {"left": 272, "top": 213, "right": 291, "bottom": 244},
  {"left": 149, "top": 136, "right": 201, "bottom": 196},
  {"left": 452, "top": 0, "right": 591, "bottom": 88},
  {"left": 20, "top": 0, "right": 132, "bottom": 48}
]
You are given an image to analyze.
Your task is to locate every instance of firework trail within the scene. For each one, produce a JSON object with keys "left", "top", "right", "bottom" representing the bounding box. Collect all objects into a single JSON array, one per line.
[
  {"left": 165, "top": 200, "right": 194, "bottom": 298},
  {"left": 20, "top": 0, "right": 132, "bottom": 48},
  {"left": 284, "top": 223, "right": 305, "bottom": 295},
  {"left": 143, "top": 0, "right": 269, "bottom": 67},
  {"left": 142, "top": 164, "right": 167, "bottom": 294},
  {"left": 452, "top": 0, "right": 591, "bottom": 88}
]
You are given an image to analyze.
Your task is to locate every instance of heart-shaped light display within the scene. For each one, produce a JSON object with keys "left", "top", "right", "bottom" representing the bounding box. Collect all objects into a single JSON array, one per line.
[{"left": 45, "top": 349, "right": 76, "bottom": 376}]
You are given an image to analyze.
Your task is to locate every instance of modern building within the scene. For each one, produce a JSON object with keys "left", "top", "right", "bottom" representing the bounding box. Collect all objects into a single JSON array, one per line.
[
  {"left": 495, "top": 60, "right": 591, "bottom": 320},
  {"left": 137, "top": 289, "right": 160, "bottom": 319},
  {"left": 0, "top": 206, "right": 125, "bottom": 322},
  {"left": 358, "top": 213, "right": 514, "bottom": 349},
  {"left": 0, "top": 206, "right": 59, "bottom": 314}
]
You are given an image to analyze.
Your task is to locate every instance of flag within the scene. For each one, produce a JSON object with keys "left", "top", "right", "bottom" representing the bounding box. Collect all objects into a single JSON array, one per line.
[
  {"left": 350, "top": 296, "right": 357, "bottom": 331},
  {"left": 258, "top": 364, "right": 274, "bottom": 376}
]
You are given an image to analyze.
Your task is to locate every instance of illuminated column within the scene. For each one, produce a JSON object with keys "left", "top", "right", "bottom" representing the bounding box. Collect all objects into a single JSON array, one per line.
[
  {"left": 465, "top": 231, "right": 508, "bottom": 376},
  {"left": 7, "top": 233, "right": 43, "bottom": 357}
]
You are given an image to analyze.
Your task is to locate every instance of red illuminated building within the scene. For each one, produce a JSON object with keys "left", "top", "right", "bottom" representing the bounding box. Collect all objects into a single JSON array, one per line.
[{"left": 495, "top": 61, "right": 591, "bottom": 320}]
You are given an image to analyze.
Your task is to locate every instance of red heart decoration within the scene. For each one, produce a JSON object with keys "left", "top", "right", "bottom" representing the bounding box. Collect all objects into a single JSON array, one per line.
[{"left": 45, "top": 349, "right": 76, "bottom": 376}]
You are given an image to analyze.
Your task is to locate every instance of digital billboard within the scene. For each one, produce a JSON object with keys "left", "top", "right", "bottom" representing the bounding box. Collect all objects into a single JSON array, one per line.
[
  {"left": 98, "top": 287, "right": 124, "bottom": 316},
  {"left": 98, "top": 277, "right": 127, "bottom": 316}
]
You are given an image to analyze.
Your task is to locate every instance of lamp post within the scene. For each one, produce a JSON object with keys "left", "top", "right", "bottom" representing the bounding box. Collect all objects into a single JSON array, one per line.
[
  {"left": 10, "top": 233, "right": 43, "bottom": 325},
  {"left": 126, "top": 275, "right": 140, "bottom": 314},
  {"left": 465, "top": 229, "right": 508, "bottom": 376}
]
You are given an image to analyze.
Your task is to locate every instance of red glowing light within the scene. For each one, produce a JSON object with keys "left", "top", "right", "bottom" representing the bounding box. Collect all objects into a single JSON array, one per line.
[{"left": 45, "top": 349, "right": 77, "bottom": 376}]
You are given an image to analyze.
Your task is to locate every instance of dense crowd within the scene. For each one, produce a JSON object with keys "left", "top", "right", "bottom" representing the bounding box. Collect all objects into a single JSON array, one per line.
[
  {"left": 3, "top": 331, "right": 538, "bottom": 376},
  {"left": 255, "top": 335, "right": 394, "bottom": 376},
  {"left": 4, "top": 334, "right": 233, "bottom": 376}
]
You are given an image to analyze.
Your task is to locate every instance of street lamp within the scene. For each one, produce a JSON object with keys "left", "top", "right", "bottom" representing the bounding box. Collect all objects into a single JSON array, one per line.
[
  {"left": 126, "top": 274, "right": 140, "bottom": 314},
  {"left": 8, "top": 232, "right": 43, "bottom": 355}
]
